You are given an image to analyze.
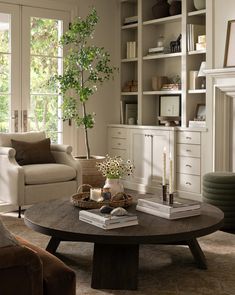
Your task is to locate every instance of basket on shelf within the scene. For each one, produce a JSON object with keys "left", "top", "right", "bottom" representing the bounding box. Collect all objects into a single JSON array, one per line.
[{"left": 70, "top": 184, "right": 133, "bottom": 209}]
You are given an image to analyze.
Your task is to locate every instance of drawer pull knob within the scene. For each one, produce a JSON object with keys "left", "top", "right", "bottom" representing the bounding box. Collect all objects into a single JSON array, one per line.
[
  {"left": 186, "top": 164, "right": 192, "bottom": 168},
  {"left": 186, "top": 182, "right": 192, "bottom": 185},
  {"left": 186, "top": 136, "right": 191, "bottom": 140},
  {"left": 186, "top": 149, "right": 191, "bottom": 152}
]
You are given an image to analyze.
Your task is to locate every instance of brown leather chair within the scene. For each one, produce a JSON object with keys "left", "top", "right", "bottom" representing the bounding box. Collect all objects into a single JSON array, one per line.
[{"left": 0, "top": 221, "right": 76, "bottom": 295}]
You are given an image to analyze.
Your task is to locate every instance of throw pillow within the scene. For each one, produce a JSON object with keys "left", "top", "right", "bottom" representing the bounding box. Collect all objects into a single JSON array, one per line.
[
  {"left": 11, "top": 138, "right": 56, "bottom": 166},
  {"left": 0, "top": 217, "right": 19, "bottom": 248}
]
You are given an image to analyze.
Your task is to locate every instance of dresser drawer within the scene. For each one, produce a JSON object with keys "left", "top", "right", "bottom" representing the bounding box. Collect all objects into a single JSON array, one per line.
[
  {"left": 177, "top": 173, "right": 201, "bottom": 194},
  {"left": 177, "top": 144, "right": 200, "bottom": 158},
  {"left": 110, "top": 138, "right": 127, "bottom": 149},
  {"left": 177, "top": 156, "right": 200, "bottom": 175},
  {"left": 108, "top": 148, "right": 127, "bottom": 161},
  {"left": 177, "top": 131, "right": 200, "bottom": 144},
  {"left": 109, "top": 127, "right": 127, "bottom": 138}
]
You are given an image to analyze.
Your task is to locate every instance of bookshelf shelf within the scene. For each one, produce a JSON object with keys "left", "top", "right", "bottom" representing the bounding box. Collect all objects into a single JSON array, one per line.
[
  {"left": 188, "top": 9, "right": 206, "bottom": 17},
  {"left": 122, "top": 23, "right": 138, "bottom": 29},
  {"left": 143, "top": 90, "right": 182, "bottom": 95},
  {"left": 188, "top": 89, "right": 206, "bottom": 94},
  {"left": 121, "top": 92, "right": 138, "bottom": 95},
  {"left": 143, "top": 52, "right": 182, "bottom": 60},
  {"left": 121, "top": 58, "right": 138, "bottom": 62},
  {"left": 143, "top": 14, "right": 182, "bottom": 26},
  {"left": 188, "top": 50, "right": 206, "bottom": 55}
]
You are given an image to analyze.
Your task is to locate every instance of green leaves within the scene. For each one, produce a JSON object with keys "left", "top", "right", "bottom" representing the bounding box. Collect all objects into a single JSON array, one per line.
[{"left": 51, "top": 7, "right": 117, "bottom": 158}]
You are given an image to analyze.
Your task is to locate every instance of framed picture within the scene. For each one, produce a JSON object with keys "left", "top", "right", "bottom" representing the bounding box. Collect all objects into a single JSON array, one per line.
[
  {"left": 195, "top": 104, "right": 206, "bottom": 121},
  {"left": 159, "top": 95, "right": 181, "bottom": 117},
  {"left": 224, "top": 20, "right": 235, "bottom": 67}
]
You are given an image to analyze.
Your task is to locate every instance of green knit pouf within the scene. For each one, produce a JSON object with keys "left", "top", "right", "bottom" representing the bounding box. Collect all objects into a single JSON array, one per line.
[{"left": 203, "top": 172, "right": 235, "bottom": 229}]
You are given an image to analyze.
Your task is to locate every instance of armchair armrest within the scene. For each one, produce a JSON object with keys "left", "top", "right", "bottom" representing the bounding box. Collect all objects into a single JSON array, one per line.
[
  {"left": 50, "top": 144, "right": 72, "bottom": 154},
  {"left": 0, "top": 245, "right": 43, "bottom": 295},
  {"left": 0, "top": 147, "right": 16, "bottom": 158}
]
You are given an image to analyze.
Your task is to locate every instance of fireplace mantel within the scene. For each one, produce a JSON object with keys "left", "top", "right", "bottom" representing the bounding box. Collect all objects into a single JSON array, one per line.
[{"left": 205, "top": 68, "right": 235, "bottom": 171}]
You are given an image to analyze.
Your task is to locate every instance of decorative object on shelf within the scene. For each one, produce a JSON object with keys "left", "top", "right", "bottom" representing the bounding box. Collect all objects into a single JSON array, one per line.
[
  {"left": 157, "top": 35, "right": 165, "bottom": 47},
  {"left": 148, "top": 46, "right": 164, "bottom": 54},
  {"left": 189, "top": 70, "right": 200, "bottom": 90},
  {"left": 71, "top": 184, "right": 133, "bottom": 209},
  {"left": 196, "top": 34, "right": 206, "bottom": 51},
  {"left": 128, "top": 117, "right": 135, "bottom": 125},
  {"left": 159, "top": 95, "right": 181, "bottom": 116},
  {"left": 224, "top": 20, "right": 235, "bottom": 67},
  {"left": 126, "top": 41, "right": 136, "bottom": 59},
  {"left": 96, "top": 155, "right": 134, "bottom": 196},
  {"left": 100, "top": 205, "right": 113, "bottom": 214},
  {"left": 122, "top": 80, "right": 138, "bottom": 92},
  {"left": 124, "top": 15, "right": 138, "bottom": 25},
  {"left": 161, "top": 83, "right": 180, "bottom": 91},
  {"left": 102, "top": 188, "right": 112, "bottom": 201},
  {"left": 193, "top": 0, "right": 206, "bottom": 10},
  {"left": 152, "top": 76, "right": 168, "bottom": 91},
  {"left": 169, "top": 0, "right": 182, "bottom": 16},
  {"left": 198, "top": 61, "right": 206, "bottom": 89},
  {"left": 152, "top": 0, "right": 170, "bottom": 19},
  {"left": 170, "top": 34, "right": 181, "bottom": 53},
  {"left": 158, "top": 116, "right": 181, "bottom": 126},
  {"left": 195, "top": 104, "right": 206, "bottom": 121}
]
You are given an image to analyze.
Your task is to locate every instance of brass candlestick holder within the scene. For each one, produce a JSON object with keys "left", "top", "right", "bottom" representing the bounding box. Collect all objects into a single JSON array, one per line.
[
  {"left": 162, "top": 184, "right": 167, "bottom": 202},
  {"left": 169, "top": 193, "right": 174, "bottom": 205}
]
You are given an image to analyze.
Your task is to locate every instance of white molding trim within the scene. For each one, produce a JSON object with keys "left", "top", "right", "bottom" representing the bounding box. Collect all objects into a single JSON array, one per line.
[{"left": 207, "top": 68, "right": 235, "bottom": 171}]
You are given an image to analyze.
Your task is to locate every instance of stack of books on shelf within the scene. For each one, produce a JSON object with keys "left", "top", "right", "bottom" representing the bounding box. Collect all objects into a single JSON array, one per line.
[
  {"left": 136, "top": 196, "right": 201, "bottom": 220},
  {"left": 124, "top": 15, "right": 138, "bottom": 25},
  {"left": 187, "top": 24, "right": 205, "bottom": 51},
  {"left": 79, "top": 209, "right": 138, "bottom": 230},
  {"left": 148, "top": 46, "right": 164, "bottom": 54},
  {"left": 126, "top": 41, "right": 136, "bottom": 59}
]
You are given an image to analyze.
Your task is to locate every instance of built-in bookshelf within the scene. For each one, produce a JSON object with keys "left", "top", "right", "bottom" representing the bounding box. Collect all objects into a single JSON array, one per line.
[{"left": 119, "top": 0, "right": 207, "bottom": 127}]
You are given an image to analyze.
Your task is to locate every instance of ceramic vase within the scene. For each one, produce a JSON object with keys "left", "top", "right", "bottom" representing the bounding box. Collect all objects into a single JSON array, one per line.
[
  {"left": 193, "top": 0, "right": 206, "bottom": 10},
  {"left": 103, "top": 178, "right": 124, "bottom": 196}
]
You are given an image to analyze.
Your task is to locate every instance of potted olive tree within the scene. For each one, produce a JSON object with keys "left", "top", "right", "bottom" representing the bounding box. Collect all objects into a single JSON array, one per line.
[{"left": 52, "top": 8, "right": 116, "bottom": 187}]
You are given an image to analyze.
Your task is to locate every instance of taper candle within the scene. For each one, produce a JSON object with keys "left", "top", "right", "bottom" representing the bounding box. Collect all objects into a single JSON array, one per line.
[
  {"left": 162, "top": 147, "right": 166, "bottom": 185},
  {"left": 169, "top": 152, "right": 173, "bottom": 194}
]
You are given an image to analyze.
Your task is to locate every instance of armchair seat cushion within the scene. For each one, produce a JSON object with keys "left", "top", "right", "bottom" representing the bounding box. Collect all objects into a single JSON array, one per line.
[{"left": 23, "top": 164, "right": 76, "bottom": 185}]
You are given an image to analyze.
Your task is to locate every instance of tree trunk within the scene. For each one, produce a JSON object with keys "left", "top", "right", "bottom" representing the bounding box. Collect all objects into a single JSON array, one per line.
[{"left": 82, "top": 102, "right": 91, "bottom": 159}]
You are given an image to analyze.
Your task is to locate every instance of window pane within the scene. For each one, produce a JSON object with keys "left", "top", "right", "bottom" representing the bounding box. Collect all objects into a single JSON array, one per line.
[
  {"left": 31, "top": 56, "right": 60, "bottom": 93},
  {"left": 31, "top": 17, "right": 62, "bottom": 57},
  {"left": 0, "top": 95, "right": 10, "bottom": 132},
  {"left": 0, "top": 13, "right": 10, "bottom": 53},
  {"left": 29, "top": 94, "right": 61, "bottom": 143},
  {"left": 0, "top": 54, "right": 10, "bottom": 93}
]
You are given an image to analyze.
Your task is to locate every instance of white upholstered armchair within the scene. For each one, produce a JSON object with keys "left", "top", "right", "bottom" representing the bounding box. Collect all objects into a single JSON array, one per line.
[{"left": 0, "top": 131, "right": 82, "bottom": 217}]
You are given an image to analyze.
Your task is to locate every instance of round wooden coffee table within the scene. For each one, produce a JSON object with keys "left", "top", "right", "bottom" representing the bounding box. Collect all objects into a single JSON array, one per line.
[{"left": 24, "top": 198, "right": 224, "bottom": 290}]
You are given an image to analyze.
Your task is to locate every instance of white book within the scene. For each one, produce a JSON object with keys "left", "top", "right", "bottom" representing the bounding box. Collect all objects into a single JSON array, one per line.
[
  {"left": 79, "top": 209, "right": 137, "bottom": 225},
  {"left": 138, "top": 196, "right": 200, "bottom": 213},
  {"left": 148, "top": 47, "right": 164, "bottom": 53},
  {"left": 130, "top": 41, "right": 136, "bottom": 58},
  {"left": 79, "top": 216, "right": 139, "bottom": 230},
  {"left": 136, "top": 205, "right": 201, "bottom": 220},
  {"left": 124, "top": 15, "right": 138, "bottom": 24},
  {"left": 126, "top": 41, "right": 131, "bottom": 59}
]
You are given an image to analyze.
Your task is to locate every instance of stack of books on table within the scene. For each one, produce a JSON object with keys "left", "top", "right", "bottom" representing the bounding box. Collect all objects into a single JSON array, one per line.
[
  {"left": 79, "top": 209, "right": 138, "bottom": 230},
  {"left": 136, "top": 196, "right": 201, "bottom": 220}
]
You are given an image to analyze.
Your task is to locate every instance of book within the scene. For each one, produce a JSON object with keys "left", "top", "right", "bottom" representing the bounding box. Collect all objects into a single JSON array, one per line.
[
  {"left": 79, "top": 209, "right": 138, "bottom": 225},
  {"left": 79, "top": 216, "right": 139, "bottom": 230},
  {"left": 136, "top": 204, "right": 201, "bottom": 220},
  {"left": 124, "top": 15, "right": 138, "bottom": 25},
  {"left": 137, "top": 196, "right": 201, "bottom": 213},
  {"left": 187, "top": 24, "right": 205, "bottom": 51},
  {"left": 189, "top": 120, "right": 206, "bottom": 128},
  {"left": 148, "top": 47, "right": 164, "bottom": 53}
]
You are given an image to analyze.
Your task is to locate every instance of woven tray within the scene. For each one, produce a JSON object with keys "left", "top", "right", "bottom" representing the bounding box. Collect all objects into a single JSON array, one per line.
[{"left": 71, "top": 184, "right": 133, "bottom": 209}]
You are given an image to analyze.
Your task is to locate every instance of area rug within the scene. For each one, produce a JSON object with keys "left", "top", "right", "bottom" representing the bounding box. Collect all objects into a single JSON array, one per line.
[{"left": 1, "top": 213, "right": 235, "bottom": 295}]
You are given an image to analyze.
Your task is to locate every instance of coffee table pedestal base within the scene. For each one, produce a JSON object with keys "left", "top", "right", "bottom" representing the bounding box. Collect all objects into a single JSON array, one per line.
[{"left": 91, "top": 243, "right": 139, "bottom": 290}]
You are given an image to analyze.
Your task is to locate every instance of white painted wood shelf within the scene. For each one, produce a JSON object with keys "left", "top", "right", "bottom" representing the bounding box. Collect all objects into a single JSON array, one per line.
[
  {"left": 188, "top": 89, "right": 206, "bottom": 94},
  {"left": 143, "top": 52, "right": 182, "bottom": 60},
  {"left": 122, "top": 23, "right": 138, "bottom": 29},
  {"left": 121, "top": 58, "right": 138, "bottom": 62},
  {"left": 121, "top": 92, "right": 138, "bottom": 95},
  {"left": 188, "top": 9, "right": 206, "bottom": 17},
  {"left": 188, "top": 50, "right": 206, "bottom": 55},
  {"left": 143, "top": 90, "right": 182, "bottom": 95},
  {"left": 143, "top": 14, "right": 182, "bottom": 26}
]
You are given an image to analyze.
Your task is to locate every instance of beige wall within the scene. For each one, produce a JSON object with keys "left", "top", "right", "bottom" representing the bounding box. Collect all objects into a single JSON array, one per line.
[
  {"left": 76, "top": 0, "right": 120, "bottom": 157},
  {"left": 213, "top": 0, "right": 235, "bottom": 68}
]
